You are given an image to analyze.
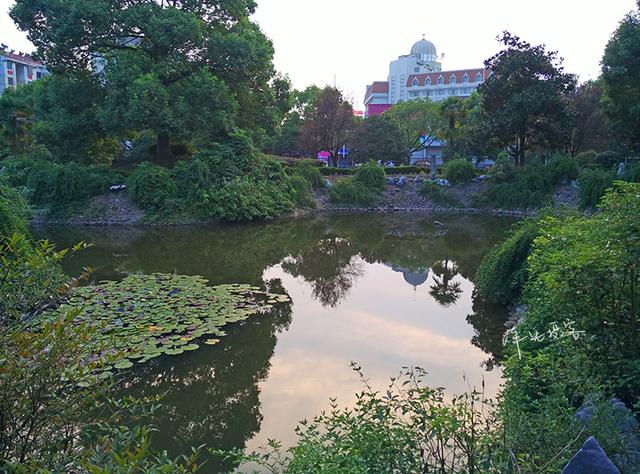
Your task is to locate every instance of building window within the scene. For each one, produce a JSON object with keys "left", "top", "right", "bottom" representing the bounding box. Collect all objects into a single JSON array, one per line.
[
  {"left": 414, "top": 67, "right": 420, "bottom": 73},
  {"left": 475, "top": 73, "right": 483, "bottom": 82},
  {"left": 426, "top": 77, "right": 432, "bottom": 86},
  {"left": 462, "top": 74, "right": 469, "bottom": 83},
  {"left": 437, "top": 75, "right": 444, "bottom": 85},
  {"left": 7, "top": 77, "right": 14, "bottom": 86},
  {"left": 449, "top": 75, "right": 457, "bottom": 84},
  {"left": 412, "top": 78, "right": 418, "bottom": 87}
]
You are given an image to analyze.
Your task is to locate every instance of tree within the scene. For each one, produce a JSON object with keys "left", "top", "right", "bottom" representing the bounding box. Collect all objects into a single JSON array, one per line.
[
  {"left": 602, "top": 2, "right": 640, "bottom": 152},
  {"left": 0, "top": 86, "right": 33, "bottom": 154},
  {"left": 439, "top": 96, "right": 468, "bottom": 159},
  {"left": 566, "top": 80, "right": 613, "bottom": 157},
  {"left": 385, "top": 99, "right": 444, "bottom": 165},
  {"left": 479, "top": 32, "right": 576, "bottom": 166},
  {"left": 350, "top": 115, "right": 406, "bottom": 164},
  {"left": 299, "top": 87, "right": 355, "bottom": 167},
  {"left": 10, "top": 0, "right": 281, "bottom": 161},
  {"left": 269, "top": 85, "right": 321, "bottom": 157}
]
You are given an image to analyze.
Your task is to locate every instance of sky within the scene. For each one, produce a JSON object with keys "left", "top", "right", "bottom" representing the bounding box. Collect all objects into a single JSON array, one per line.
[{"left": 2, "top": 0, "right": 638, "bottom": 109}]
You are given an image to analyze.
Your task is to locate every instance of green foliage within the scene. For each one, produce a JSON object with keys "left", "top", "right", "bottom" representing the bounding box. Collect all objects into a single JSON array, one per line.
[
  {"left": 547, "top": 153, "right": 578, "bottom": 184},
  {"left": 577, "top": 168, "right": 614, "bottom": 209},
  {"left": 288, "top": 174, "right": 315, "bottom": 208},
  {"left": 443, "top": 158, "right": 475, "bottom": 185},
  {"left": 127, "top": 162, "right": 176, "bottom": 211},
  {"left": 352, "top": 161, "right": 386, "bottom": 192},
  {"left": 0, "top": 179, "right": 30, "bottom": 239},
  {"left": 217, "top": 365, "right": 500, "bottom": 473},
  {"left": 350, "top": 115, "right": 407, "bottom": 164},
  {"left": 602, "top": 4, "right": 640, "bottom": 152},
  {"left": 419, "top": 180, "right": 457, "bottom": 206},
  {"left": 329, "top": 178, "right": 377, "bottom": 206},
  {"left": 295, "top": 159, "right": 323, "bottom": 188},
  {"left": 485, "top": 158, "right": 553, "bottom": 209},
  {"left": 42, "top": 273, "right": 290, "bottom": 371},
  {"left": 623, "top": 162, "right": 640, "bottom": 182},
  {"left": 475, "top": 218, "right": 540, "bottom": 304},
  {"left": 0, "top": 312, "right": 202, "bottom": 472},
  {"left": 319, "top": 165, "right": 425, "bottom": 176},
  {"left": 386, "top": 99, "right": 444, "bottom": 158},
  {"left": 479, "top": 32, "right": 576, "bottom": 165},
  {"left": 498, "top": 183, "right": 640, "bottom": 471}
]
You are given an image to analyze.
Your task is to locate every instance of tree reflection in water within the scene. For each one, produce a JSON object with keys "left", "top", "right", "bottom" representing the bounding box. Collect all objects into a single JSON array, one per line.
[
  {"left": 429, "top": 259, "right": 463, "bottom": 307},
  {"left": 114, "top": 280, "right": 293, "bottom": 472}
]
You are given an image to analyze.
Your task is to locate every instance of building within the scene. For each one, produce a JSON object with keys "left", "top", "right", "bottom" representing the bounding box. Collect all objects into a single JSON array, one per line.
[
  {"left": 364, "top": 36, "right": 487, "bottom": 117},
  {"left": 0, "top": 44, "right": 49, "bottom": 94},
  {"left": 364, "top": 36, "right": 488, "bottom": 164}
]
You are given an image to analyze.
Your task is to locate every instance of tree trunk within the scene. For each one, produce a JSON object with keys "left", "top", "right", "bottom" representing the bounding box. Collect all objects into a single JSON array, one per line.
[
  {"left": 518, "top": 132, "right": 526, "bottom": 167},
  {"left": 330, "top": 153, "right": 338, "bottom": 168},
  {"left": 156, "top": 132, "right": 173, "bottom": 163}
]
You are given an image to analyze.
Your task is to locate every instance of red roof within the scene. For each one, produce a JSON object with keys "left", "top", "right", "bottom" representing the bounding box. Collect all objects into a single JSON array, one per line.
[
  {"left": 406, "top": 68, "right": 488, "bottom": 87},
  {"left": 2, "top": 50, "right": 45, "bottom": 67},
  {"left": 369, "top": 81, "right": 389, "bottom": 93}
]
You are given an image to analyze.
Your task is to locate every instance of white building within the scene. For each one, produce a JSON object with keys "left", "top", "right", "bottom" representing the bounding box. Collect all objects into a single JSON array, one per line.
[{"left": 364, "top": 37, "right": 487, "bottom": 117}]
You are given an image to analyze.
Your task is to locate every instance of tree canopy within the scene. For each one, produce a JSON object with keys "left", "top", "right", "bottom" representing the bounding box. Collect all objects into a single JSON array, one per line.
[
  {"left": 602, "top": 2, "right": 640, "bottom": 152},
  {"left": 478, "top": 32, "right": 576, "bottom": 166},
  {"left": 10, "top": 0, "right": 287, "bottom": 161},
  {"left": 385, "top": 99, "right": 444, "bottom": 162}
]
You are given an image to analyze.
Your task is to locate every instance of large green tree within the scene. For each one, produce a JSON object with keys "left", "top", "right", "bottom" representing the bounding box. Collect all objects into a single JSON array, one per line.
[
  {"left": 385, "top": 99, "right": 444, "bottom": 163},
  {"left": 478, "top": 32, "right": 576, "bottom": 166},
  {"left": 566, "top": 80, "right": 613, "bottom": 157},
  {"left": 602, "top": 1, "right": 640, "bottom": 152},
  {"left": 350, "top": 115, "right": 406, "bottom": 164},
  {"left": 11, "top": 0, "right": 284, "bottom": 161}
]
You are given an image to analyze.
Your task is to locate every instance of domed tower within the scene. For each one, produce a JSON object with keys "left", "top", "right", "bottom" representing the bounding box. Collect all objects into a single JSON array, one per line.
[{"left": 410, "top": 36, "right": 441, "bottom": 71}]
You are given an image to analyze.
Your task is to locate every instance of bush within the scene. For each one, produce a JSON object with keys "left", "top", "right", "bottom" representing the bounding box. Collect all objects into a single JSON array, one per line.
[
  {"left": 443, "top": 158, "right": 475, "bottom": 185},
  {"left": 419, "top": 180, "right": 457, "bottom": 206},
  {"left": 577, "top": 168, "right": 614, "bottom": 209},
  {"left": 352, "top": 161, "right": 386, "bottom": 192},
  {"left": 0, "top": 179, "right": 30, "bottom": 239},
  {"left": 475, "top": 218, "right": 540, "bottom": 304},
  {"left": 485, "top": 159, "right": 553, "bottom": 209},
  {"left": 547, "top": 153, "right": 578, "bottom": 184},
  {"left": 622, "top": 162, "right": 640, "bottom": 183},
  {"left": 594, "top": 150, "right": 624, "bottom": 170},
  {"left": 288, "top": 174, "right": 315, "bottom": 208},
  {"left": 319, "top": 165, "right": 424, "bottom": 176},
  {"left": 127, "top": 162, "right": 176, "bottom": 211},
  {"left": 172, "top": 157, "right": 211, "bottom": 197},
  {"left": 295, "top": 159, "right": 323, "bottom": 188},
  {"left": 0, "top": 156, "right": 35, "bottom": 187},
  {"left": 330, "top": 178, "right": 377, "bottom": 205}
]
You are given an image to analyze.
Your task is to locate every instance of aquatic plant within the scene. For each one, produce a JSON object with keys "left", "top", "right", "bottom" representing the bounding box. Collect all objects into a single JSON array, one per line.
[{"left": 40, "top": 273, "right": 290, "bottom": 372}]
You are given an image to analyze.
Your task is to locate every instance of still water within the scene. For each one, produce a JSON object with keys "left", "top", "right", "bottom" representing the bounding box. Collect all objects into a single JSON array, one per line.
[{"left": 34, "top": 213, "right": 515, "bottom": 472}]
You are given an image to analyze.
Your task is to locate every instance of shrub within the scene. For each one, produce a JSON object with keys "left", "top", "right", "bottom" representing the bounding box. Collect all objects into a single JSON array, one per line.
[
  {"left": 443, "top": 158, "right": 475, "bottom": 185},
  {"left": 419, "top": 180, "right": 457, "bottom": 206},
  {"left": 485, "top": 159, "right": 553, "bottom": 209},
  {"left": 319, "top": 165, "right": 424, "bottom": 176},
  {"left": 577, "top": 168, "right": 614, "bottom": 209},
  {"left": 594, "top": 150, "right": 624, "bottom": 170},
  {"left": 330, "top": 178, "right": 377, "bottom": 205},
  {"left": 622, "top": 162, "right": 640, "bottom": 183},
  {"left": 575, "top": 150, "right": 598, "bottom": 169},
  {"left": 288, "top": 174, "right": 315, "bottom": 208},
  {"left": 172, "top": 157, "right": 211, "bottom": 197},
  {"left": 0, "top": 179, "right": 30, "bottom": 238},
  {"left": 475, "top": 218, "right": 540, "bottom": 304},
  {"left": 295, "top": 159, "right": 323, "bottom": 188},
  {"left": 127, "top": 162, "right": 176, "bottom": 211},
  {"left": 547, "top": 153, "right": 578, "bottom": 184},
  {"left": 352, "top": 161, "right": 386, "bottom": 192},
  {"left": 0, "top": 156, "right": 36, "bottom": 187}
]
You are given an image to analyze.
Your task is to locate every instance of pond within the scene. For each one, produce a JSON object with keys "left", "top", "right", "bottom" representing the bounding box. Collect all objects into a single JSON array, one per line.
[{"left": 34, "top": 213, "right": 516, "bottom": 472}]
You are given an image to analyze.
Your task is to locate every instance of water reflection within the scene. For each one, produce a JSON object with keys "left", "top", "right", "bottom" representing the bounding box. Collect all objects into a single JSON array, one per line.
[{"left": 33, "top": 213, "right": 515, "bottom": 472}]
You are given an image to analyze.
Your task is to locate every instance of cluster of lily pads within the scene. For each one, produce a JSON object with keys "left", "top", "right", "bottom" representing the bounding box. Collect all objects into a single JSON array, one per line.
[{"left": 41, "top": 273, "right": 290, "bottom": 373}]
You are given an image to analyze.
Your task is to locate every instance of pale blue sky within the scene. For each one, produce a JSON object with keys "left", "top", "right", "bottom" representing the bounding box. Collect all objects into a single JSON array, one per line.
[{"left": 3, "top": 0, "right": 638, "bottom": 108}]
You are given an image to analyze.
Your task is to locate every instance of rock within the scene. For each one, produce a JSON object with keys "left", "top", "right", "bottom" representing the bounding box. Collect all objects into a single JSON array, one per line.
[
  {"left": 435, "top": 178, "right": 450, "bottom": 187},
  {"left": 504, "top": 320, "right": 516, "bottom": 329},
  {"left": 617, "top": 162, "right": 627, "bottom": 177},
  {"left": 562, "top": 437, "right": 620, "bottom": 474},
  {"left": 386, "top": 177, "right": 395, "bottom": 185},
  {"left": 477, "top": 174, "right": 490, "bottom": 181},
  {"left": 433, "top": 220, "right": 444, "bottom": 226},
  {"left": 324, "top": 179, "right": 333, "bottom": 189},
  {"left": 397, "top": 176, "right": 407, "bottom": 187},
  {"left": 413, "top": 175, "right": 424, "bottom": 184},
  {"left": 109, "top": 184, "right": 127, "bottom": 191}
]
